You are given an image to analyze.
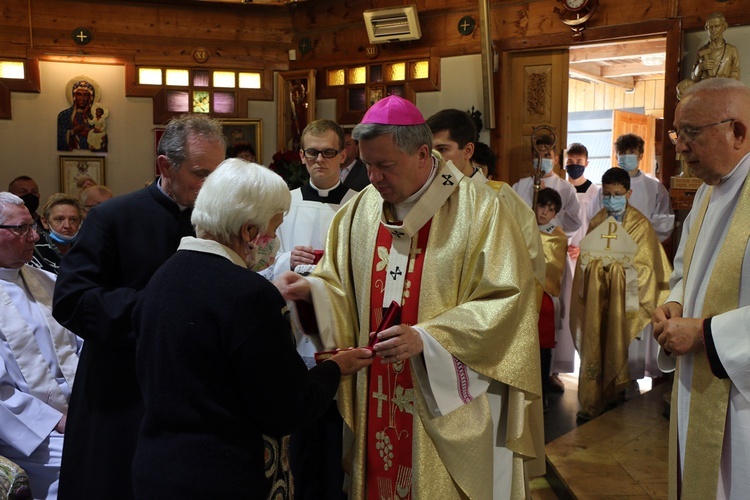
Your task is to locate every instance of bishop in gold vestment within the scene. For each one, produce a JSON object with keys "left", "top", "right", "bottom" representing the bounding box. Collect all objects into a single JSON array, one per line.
[
  {"left": 279, "top": 95, "right": 542, "bottom": 499},
  {"left": 307, "top": 158, "right": 541, "bottom": 499}
]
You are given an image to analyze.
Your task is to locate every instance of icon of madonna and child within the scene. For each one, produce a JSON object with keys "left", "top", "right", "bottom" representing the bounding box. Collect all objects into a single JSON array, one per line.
[{"left": 57, "top": 75, "right": 109, "bottom": 152}]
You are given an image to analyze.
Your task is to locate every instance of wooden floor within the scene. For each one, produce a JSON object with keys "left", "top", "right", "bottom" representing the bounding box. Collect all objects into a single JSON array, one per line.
[{"left": 537, "top": 380, "right": 670, "bottom": 499}]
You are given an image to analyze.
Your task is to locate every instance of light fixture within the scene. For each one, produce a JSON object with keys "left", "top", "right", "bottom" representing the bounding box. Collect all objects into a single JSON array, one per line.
[{"left": 641, "top": 54, "right": 665, "bottom": 67}]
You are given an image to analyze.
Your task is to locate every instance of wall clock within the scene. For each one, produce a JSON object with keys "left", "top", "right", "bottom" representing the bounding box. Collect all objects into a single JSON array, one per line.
[{"left": 554, "top": 0, "right": 599, "bottom": 40}]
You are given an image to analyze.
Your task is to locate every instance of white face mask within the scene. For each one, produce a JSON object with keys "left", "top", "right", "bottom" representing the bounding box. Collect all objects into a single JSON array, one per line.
[
  {"left": 533, "top": 158, "right": 554, "bottom": 175},
  {"left": 617, "top": 154, "right": 639, "bottom": 172}
]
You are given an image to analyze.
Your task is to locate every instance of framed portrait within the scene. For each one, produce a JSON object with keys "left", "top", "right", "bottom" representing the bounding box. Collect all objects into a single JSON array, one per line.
[
  {"left": 60, "top": 156, "right": 105, "bottom": 195},
  {"left": 222, "top": 119, "right": 263, "bottom": 164},
  {"left": 276, "top": 69, "right": 315, "bottom": 152}
]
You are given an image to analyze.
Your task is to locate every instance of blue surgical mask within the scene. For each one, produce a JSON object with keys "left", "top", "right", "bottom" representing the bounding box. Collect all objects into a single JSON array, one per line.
[
  {"left": 617, "top": 154, "right": 639, "bottom": 172},
  {"left": 602, "top": 195, "right": 627, "bottom": 213},
  {"left": 48, "top": 229, "right": 78, "bottom": 245},
  {"left": 533, "top": 158, "right": 554, "bottom": 175},
  {"left": 566, "top": 164, "right": 586, "bottom": 180}
]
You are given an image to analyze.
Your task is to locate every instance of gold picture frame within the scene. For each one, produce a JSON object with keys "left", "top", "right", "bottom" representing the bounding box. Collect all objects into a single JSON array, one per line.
[
  {"left": 222, "top": 119, "right": 263, "bottom": 164},
  {"left": 276, "top": 69, "right": 316, "bottom": 152},
  {"left": 59, "top": 156, "right": 105, "bottom": 196}
]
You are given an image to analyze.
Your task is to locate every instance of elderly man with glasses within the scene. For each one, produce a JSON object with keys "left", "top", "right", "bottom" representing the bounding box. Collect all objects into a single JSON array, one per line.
[
  {"left": 0, "top": 192, "right": 82, "bottom": 500},
  {"left": 654, "top": 77, "right": 750, "bottom": 498}
]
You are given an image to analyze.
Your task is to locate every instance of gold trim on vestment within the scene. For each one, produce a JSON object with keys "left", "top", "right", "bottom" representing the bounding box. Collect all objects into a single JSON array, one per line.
[{"left": 673, "top": 177, "right": 750, "bottom": 498}]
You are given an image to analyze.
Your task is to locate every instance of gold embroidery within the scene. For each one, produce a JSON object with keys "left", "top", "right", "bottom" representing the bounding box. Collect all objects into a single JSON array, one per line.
[
  {"left": 376, "top": 246, "right": 389, "bottom": 271},
  {"left": 372, "top": 376, "right": 388, "bottom": 419}
]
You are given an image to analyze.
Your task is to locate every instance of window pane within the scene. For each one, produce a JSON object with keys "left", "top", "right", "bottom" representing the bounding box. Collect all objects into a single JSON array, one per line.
[
  {"left": 213, "top": 91, "right": 236, "bottom": 114},
  {"left": 411, "top": 60, "right": 429, "bottom": 80},
  {"left": 370, "top": 65, "right": 383, "bottom": 83},
  {"left": 0, "top": 61, "right": 25, "bottom": 79},
  {"left": 138, "top": 67, "right": 162, "bottom": 85},
  {"left": 239, "top": 72, "right": 261, "bottom": 89},
  {"left": 387, "top": 86, "right": 405, "bottom": 98},
  {"left": 327, "top": 69, "right": 345, "bottom": 86},
  {"left": 166, "top": 69, "right": 189, "bottom": 86},
  {"left": 213, "top": 71, "right": 236, "bottom": 88},
  {"left": 348, "top": 88, "right": 366, "bottom": 111},
  {"left": 192, "top": 91, "right": 210, "bottom": 113},
  {"left": 386, "top": 63, "right": 405, "bottom": 82},
  {"left": 348, "top": 66, "right": 366, "bottom": 85},
  {"left": 193, "top": 70, "right": 210, "bottom": 87},
  {"left": 166, "top": 90, "right": 189, "bottom": 112}
]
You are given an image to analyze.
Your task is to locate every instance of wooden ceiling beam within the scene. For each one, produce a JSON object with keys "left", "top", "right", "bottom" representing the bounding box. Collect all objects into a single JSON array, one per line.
[
  {"left": 569, "top": 62, "right": 636, "bottom": 90},
  {"left": 599, "top": 61, "right": 665, "bottom": 77},
  {"left": 569, "top": 39, "right": 666, "bottom": 63}
]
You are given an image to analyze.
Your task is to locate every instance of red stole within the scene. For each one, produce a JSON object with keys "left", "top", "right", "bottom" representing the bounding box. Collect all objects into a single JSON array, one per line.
[{"left": 365, "top": 219, "right": 431, "bottom": 500}]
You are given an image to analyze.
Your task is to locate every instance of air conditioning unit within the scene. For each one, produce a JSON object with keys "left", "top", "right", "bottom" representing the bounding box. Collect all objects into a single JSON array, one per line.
[{"left": 363, "top": 6, "right": 422, "bottom": 44}]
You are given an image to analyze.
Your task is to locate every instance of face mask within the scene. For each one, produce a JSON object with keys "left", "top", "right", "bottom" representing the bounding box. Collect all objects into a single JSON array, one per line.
[
  {"left": 533, "top": 158, "right": 554, "bottom": 175},
  {"left": 48, "top": 229, "right": 78, "bottom": 245},
  {"left": 566, "top": 164, "right": 586, "bottom": 180},
  {"left": 20, "top": 193, "right": 40, "bottom": 214},
  {"left": 603, "top": 195, "right": 627, "bottom": 213},
  {"left": 617, "top": 154, "right": 639, "bottom": 172}
]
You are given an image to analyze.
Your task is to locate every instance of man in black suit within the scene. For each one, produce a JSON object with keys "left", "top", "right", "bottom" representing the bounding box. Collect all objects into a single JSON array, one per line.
[
  {"left": 340, "top": 129, "right": 370, "bottom": 191},
  {"left": 52, "top": 114, "right": 226, "bottom": 500}
]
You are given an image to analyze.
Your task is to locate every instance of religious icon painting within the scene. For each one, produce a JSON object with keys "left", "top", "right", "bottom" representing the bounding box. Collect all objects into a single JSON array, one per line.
[{"left": 57, "top": 75, "right": 109, "bottom": 153}]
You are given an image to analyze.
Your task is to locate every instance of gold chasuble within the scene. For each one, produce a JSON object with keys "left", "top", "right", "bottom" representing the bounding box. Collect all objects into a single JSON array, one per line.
[
  {"left": 306, "top": 160, "right": 542, "bottom": 499},
  {"left": 539, "top": 226, "right": 567, "bottom": 298},
  {"left": 670, "top": 176, "right": 750, "bottom": 499},
  {"left": 571, "top": 206, "right": 671, "bottom": 416}
]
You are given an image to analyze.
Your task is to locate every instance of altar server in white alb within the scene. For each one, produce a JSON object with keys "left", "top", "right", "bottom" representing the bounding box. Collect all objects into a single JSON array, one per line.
[
  {"left": 0, "top": 192, "right": 82, "bottom": 500},
  {"left": 512, "top": 135, "right": 582, "bottom": 237},
  {"left": 269, "top": 119, "right": 357, "bottom": 500},
  {"left": 653, "top": 77, "right": 750, "bottom": 498},
  {"left": 613, "top": 133, "right": 674, "bottom": 242}
]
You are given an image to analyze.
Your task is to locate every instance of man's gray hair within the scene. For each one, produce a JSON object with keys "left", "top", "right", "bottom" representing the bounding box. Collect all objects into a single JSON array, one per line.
[
  {"left": 157, "top": 114, "right": 226, "bottom": 169},
  {"left": 80, "top": 185, "right": 114, "bottom": 205},
  {"left": 351, "top": 123, "right": 433, "bottom": 155},
  {"left": 0, "top": 192, "right": 25, "bottom": 224},
  {"left": 191, "top": 159, "right": 291, "bottom": 244}
]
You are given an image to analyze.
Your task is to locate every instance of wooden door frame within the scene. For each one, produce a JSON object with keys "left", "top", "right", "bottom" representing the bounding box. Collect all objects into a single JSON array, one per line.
[{"left": 493, "top": 18, "right": 682, "bottom": 189}]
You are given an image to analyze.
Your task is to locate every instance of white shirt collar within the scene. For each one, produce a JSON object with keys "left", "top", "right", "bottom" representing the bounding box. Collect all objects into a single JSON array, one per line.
[
  {"left": 177, "top": 237, "right": 247, "bottom": 268},
  {"left": 309, "top": 179, "right": 342, "bottom": 197}
]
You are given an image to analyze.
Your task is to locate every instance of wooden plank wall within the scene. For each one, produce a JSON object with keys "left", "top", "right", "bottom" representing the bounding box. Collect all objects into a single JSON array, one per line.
[
  {"left": 568, "top": 77, "right": 665, "bottom": 117},
  {"left": 0, "top": 0, "right": 293, "bottom": 72}
]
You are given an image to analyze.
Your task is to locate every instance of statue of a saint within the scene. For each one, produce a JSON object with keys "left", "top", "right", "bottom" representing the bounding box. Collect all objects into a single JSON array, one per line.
[{"left": 691, "top": 12, "right": 740, "bottom": 82}]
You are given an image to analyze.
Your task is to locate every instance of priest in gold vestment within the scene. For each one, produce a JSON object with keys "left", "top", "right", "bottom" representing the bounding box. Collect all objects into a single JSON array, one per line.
[
  {"left": 277, "top": 95, "right": 542, "bottom": 499},
  {"left": 654, "top": 78, "right": 750, "bottom": 498},
  {"left": 571, "top": 168, "right": 671, "bottom": 418}
]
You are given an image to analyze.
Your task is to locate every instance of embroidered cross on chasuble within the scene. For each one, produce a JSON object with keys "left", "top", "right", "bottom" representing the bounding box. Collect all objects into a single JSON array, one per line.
[{"left": 366, "top": 215, "right": 431, "bottom": 500}]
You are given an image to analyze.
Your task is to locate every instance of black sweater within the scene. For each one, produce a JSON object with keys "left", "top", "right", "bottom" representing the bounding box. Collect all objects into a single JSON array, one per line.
[{"left": 132, "top": 249, "right": 341, "bottom": 499}]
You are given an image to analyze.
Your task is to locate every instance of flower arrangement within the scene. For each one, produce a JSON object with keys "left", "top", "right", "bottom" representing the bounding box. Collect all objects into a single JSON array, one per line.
[{"left": 269, "top": 150, "right": 309, "bottom": 190}]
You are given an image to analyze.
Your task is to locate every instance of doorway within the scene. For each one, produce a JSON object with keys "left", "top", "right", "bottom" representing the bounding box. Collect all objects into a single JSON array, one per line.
[{"left": 567, "top": 37, "right": 666, "bottom": 185}]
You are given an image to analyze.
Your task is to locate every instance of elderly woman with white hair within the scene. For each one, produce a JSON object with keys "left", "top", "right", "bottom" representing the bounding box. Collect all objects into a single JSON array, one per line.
[{"left": 131, "top": 159, "right": 373, "bottom": 499}]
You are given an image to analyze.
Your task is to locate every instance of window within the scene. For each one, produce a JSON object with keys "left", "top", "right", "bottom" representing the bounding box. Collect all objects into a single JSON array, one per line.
[
  {"left": 0, "top": 61, "right": 25, "bottom": 79},
  {"left": 135, "top": 65, "right": 263, "bottom": 118}
]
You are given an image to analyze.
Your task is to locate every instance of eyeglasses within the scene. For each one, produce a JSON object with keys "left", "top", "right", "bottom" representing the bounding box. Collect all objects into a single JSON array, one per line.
[
  {"left": 668, "top": 118, "right": 734, "bottom": 145},
  {"left": 302, "top": 148, "right": 342, "bottom": 159},
  {"left": 0, "top": 222, "right": 38, "bottom": 237}
]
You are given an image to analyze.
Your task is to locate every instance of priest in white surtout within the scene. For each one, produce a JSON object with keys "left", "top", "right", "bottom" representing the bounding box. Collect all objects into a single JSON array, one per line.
[
  {"left": 0, "top": 192, "right": 82, "bottom": 500},
  {"left": 277, "top": 96, "right": 542, "bottom": 499},
  {"left": 653, "top": 78, "right": 750, "bottom": 499}
]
